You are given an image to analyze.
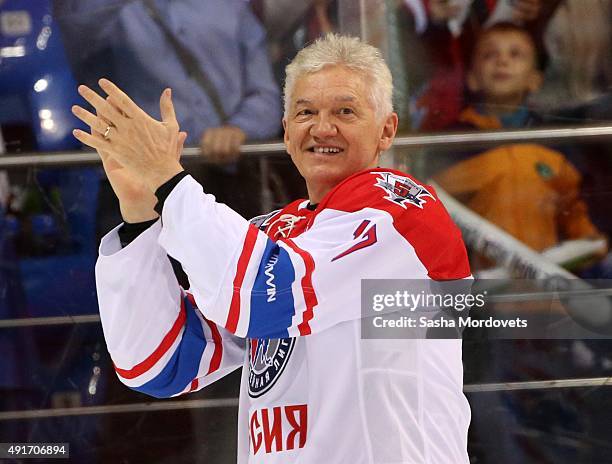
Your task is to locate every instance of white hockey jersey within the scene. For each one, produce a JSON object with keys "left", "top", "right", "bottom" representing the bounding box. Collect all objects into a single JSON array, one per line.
[{"left": 96, "top": 168, "right": 472, "bottom": 463}]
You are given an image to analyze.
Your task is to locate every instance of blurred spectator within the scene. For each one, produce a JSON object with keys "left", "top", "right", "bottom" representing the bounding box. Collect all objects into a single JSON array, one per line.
[
  {"left": 253, "top": 0, "right": 337, "bottom": 86},
  {"left": 408, "top": 0, "right": 562, "bottom": 131},
  {"left": 434, "top": 25, "right": 608, "bottom": 462},
  {"left": 55, "top": 0, "right": 280, "bottom": 156},
  {"left": 434, "top": 23, "right": 606, "bottom": 255},
  {"left": 54, "top": 0, "right": 282, "bottom": 218},
  {"left": 532, "top": 1, "right": 612, "bottom": 269},
  {"left": 558, "top": 95, "right": 612, "bottom": 279},
  {"left": 534, "top": 0, "right": 612, "bottom": 113}
]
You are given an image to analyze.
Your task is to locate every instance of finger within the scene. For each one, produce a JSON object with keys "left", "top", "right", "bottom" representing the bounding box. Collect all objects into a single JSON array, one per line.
[
  {"left": 98, "top": 78, "right": 145, "bottom": 119},
  {"left": 71, "top": 105, "right": 114, "bottom": 135},
  {"left": 210, "top": 133, "right": 228, "bottom": 162},
  {"left": 219, "top": 134, "right": 237, "bottom": 163},
  {"left": 200, "top": 129, "right": 214, "bottom": 157},
  {"left": 176, "top": 131, "right": 187, "bottom": 160},
  {"left": 77, "top": 85, "right": 125, "bottom": 125},
  {"left": 106, "top": 95, "right": 130, "bottom": 119},
  {"left": 229, "top": 134, "right": 242, "bottom": 161},
  {"left": 159, "top": 88, "right": 178, "bottom": 127},
  {"left": 227, "top": 133, "right": 241, "bottom": 159},
  {"left": 72, "top": 128, "right": 112, "bottom": 152}
]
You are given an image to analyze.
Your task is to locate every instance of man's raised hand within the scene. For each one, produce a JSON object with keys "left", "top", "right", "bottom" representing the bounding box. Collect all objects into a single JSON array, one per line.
[
  {"left": 72, "top": 80, "right": 186, "bottom": 222},
  {"left": 72, "top": 79, "right": 186, "bottom": 193}
]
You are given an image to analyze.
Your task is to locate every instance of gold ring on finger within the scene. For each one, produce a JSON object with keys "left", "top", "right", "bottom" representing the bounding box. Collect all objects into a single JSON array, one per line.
[{"left": 103, "top": 124, "right": 114, "bottom": 140}]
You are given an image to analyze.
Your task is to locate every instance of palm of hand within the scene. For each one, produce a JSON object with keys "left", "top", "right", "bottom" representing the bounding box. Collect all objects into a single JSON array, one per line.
[{"left": 99, "top": 148, "right": 158, "bottom": 220}]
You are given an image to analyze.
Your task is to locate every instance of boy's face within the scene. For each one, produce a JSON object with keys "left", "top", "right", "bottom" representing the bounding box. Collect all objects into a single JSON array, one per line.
[{"left": 467, "top": 30, "right": 543, "bottom": 106}]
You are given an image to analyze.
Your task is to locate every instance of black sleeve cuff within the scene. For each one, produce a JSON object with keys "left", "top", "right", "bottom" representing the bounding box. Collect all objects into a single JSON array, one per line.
[
  {"left": 154, "top": 171, "right": 189, "bottom": 215},
  {"left": 118, "top": 218, "right": 158, "bottom": 247}
]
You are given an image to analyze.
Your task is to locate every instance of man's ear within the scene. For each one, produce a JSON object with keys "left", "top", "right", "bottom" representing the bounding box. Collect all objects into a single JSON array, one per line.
[
  {"left": 282, "top": 118, "right": 291, "bottom": 155},
  {"left": 526, "top": 70, "right": 544, "bottom": 93},
  {"left": 466, "top": 71, "right": 481, "bottom": 93},
  {"left": 378, "top": 112, "right": 399, "bottom": 152}
]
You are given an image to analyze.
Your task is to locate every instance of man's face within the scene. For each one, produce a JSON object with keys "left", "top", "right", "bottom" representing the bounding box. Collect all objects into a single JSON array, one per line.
[
  {"left": 283, "top": 65, "right": 397, "bottom": 202},
  {"left": 467, "top": 30, "right": 542, "bottom": 106}
]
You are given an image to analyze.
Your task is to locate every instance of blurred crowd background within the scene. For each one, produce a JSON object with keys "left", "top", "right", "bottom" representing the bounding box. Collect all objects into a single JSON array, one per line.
[{"left": 1, "top": 0, "right": 611, "bottom": 462}]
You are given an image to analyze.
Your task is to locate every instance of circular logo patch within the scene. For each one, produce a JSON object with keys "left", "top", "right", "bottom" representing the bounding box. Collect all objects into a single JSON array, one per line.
[
  {"left": 535, "top": 162, "right": 554, "bottom": 180},
  {"left": 248, "top": 337, "right": 296, "bottom": 398}
]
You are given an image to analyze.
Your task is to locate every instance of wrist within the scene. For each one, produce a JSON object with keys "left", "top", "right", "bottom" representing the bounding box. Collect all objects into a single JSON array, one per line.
[
  {"left": 145, "top": 162, "right": 185, "bottom": 193},
  {"left": 120, "top": 204, "right": 159, "bottom": 223}
]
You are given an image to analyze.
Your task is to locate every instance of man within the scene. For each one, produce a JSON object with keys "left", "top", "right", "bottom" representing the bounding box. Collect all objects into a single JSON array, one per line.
[{"left": 72, "top": 34, "right": 472, "bottom": 463}]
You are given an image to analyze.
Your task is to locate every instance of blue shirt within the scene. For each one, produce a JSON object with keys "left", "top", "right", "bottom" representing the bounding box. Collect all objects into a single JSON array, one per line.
[{"left": 56, "top": 0, "right": 282, "bottom": 144}]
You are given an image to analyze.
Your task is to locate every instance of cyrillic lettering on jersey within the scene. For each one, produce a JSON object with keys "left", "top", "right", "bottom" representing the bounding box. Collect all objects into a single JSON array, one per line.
[{"left": 250, "top": 404, "right": 308, "bottom": 455}]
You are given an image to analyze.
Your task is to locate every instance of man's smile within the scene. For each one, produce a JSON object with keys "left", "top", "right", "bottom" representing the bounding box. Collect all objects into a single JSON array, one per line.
[{"left": 306, "top": 145, "right": 345, "bottom": 154}]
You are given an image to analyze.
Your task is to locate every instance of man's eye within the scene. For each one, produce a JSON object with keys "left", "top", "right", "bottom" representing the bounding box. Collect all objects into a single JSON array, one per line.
[
  {"left": 338, "top": 108, "right": 354, "bottom": 115},
  {"left": 296, "top": 109, "right": 313, "bottom": 117}
]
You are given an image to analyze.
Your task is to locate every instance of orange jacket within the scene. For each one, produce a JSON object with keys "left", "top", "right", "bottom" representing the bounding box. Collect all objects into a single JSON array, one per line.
[{"left": 435, "top": 109, "right": 600, "bottom": 251}]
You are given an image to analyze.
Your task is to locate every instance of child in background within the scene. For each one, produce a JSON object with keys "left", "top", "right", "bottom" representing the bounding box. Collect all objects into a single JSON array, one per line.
[
  {"left": 434, "top": 22, "right": 606, "bottom": 255},
  {"left": 436, "top": 23, "right": 610, "bottom": 464},
  {"left": 410, "top": 0, "right": 561, "bottom": 131}
]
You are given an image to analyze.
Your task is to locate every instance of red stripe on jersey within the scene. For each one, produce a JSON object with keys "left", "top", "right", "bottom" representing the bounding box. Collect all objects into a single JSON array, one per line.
[
  {"left": 204, "top": 317, "right": 224, "bottom": 374},
  {"left": 189, "top": 378, "right": 199, "bottom": 392},
  {"left": 282, "top": 238, "right": 318, "bottom": 335},
  {"left": 226, "top": 225, "right": 259, "bottom": 333},
  {"left": 115, "top": 298, "right": 187, "bottom": 379},
  {"left": 186, "top": 292, "right": 197, "bottom": 307}
]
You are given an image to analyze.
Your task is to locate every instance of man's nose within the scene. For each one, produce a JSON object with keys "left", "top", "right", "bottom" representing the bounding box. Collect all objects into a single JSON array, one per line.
[{"left": 310, "top": 115, "right": 337, "bottom": 138}]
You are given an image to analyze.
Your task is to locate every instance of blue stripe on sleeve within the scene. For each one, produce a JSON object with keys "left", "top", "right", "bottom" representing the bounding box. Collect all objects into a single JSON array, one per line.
[
  {"left": 133, "top": 297, "right": 206, "bottom": 398},
  {"left": 247, "top": 239, "right": 296, "bottom": 339}
]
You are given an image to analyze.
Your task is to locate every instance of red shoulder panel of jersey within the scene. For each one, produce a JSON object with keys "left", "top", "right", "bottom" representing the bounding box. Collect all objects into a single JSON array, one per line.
[
  {"left": 318, "top": 168, "right": 436, "bottom": 213},
  {"left": 318, "top": 168, "right": 471, "bottom": 280}
]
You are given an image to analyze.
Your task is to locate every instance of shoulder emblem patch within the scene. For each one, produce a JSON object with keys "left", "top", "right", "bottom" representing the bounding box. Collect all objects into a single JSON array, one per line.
[{"left": 373, "top": 172, "right": 434, "bottom": 209}]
